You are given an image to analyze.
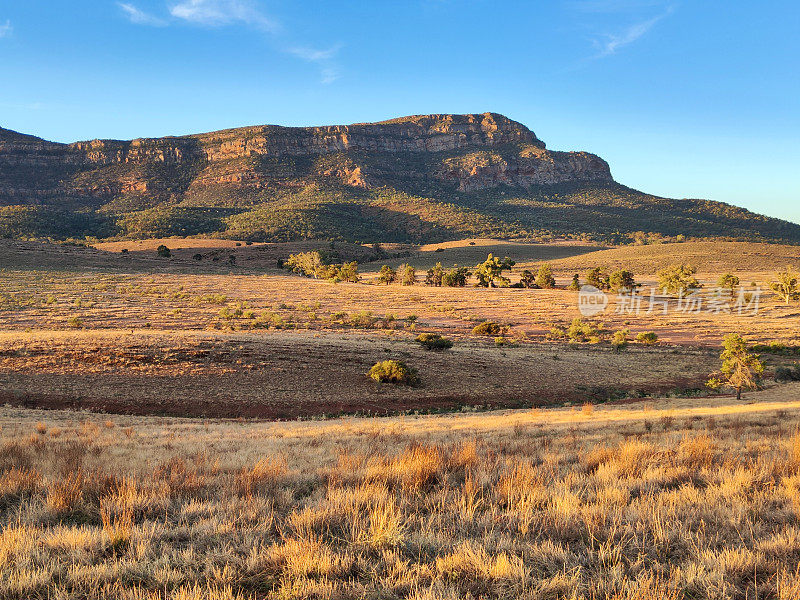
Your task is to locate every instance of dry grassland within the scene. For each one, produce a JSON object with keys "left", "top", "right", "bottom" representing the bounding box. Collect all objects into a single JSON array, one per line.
[{"left": 2, "top": 384, "right": 800, "bottom": 599}]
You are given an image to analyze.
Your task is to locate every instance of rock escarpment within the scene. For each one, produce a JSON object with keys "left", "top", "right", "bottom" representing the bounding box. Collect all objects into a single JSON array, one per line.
[{"left": 0, "top": 113, "right": 612, "bottom": 205}]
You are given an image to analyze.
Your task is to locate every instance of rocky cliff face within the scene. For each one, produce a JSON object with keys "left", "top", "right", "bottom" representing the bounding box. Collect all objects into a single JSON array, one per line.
[{"left": 0, "top": 113, "right": 613, "bottom": 205}]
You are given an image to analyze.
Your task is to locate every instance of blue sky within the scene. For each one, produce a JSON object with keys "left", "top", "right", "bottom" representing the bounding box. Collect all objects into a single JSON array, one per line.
[{"left": 1, "top": 1, "right": 798, "bottom": 224}]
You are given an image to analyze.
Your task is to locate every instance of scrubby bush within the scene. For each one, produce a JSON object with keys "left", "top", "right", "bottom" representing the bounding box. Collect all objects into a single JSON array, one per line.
[
  {"left": 472, "top": 321, "right": 503, "bottom": 336},
  {"left": 568, "top": 274, "right": 581, "bottom": 291},
  {"left": 658, "top": 264, "right": 700, "bottom": 295},
  {"left": 425, "top": 263, "right": 444, "bottom": 287},
  {"left": 156, "top": 245, "right": 171, "bottom": 258},
  {"left": 612, "top": 329, "right": 630, "bottom": 351},
  {"left": 535, "top": 264, "right": 556, "bottom": 289},
  {"left": 368, "top": 360, "right": 419, "bottom": 385},
  {"left": 442, "top": 267, "right": 470, "bottom": 287},
  {"left": 608, "top": 270, "right": 636, "bottom": 293},
  {"left": 518, "top": 269, "right": 538, "bottom": 289},
  {"left": 415, "top": 333, "right": 453, "bottom": 351},
  {"left": 399, "top": 264, "right": 416, "bottom": 286},
  {"left": 567, "top": 318, "right": 605, "bottom": 343},
  {"left": 776, "top": 364, "right": 800, "bottom": 382},
  {"left": 636, "top": 332, "right": 659, "bottom": 345},
  {"left": 586, "top": 267, "right": 610, "bottom": 291}
]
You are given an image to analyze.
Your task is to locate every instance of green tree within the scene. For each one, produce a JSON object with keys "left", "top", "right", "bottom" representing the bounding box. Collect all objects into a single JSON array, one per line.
[
  {"left": 769, "top": 268, "right": 799, "bottom": 304},
  {"left": 568, "top": 274, "right": 581, "bottom": 291},
  {"left": 519, "top": 269, "right": 537, "bottom": 288},
  {"left": 608, "top": 270, "right": 636, "bottom": 293},
  {"left": 474, "top": 254, "right": 515, "bottom": 288},
  {"left": 286, "top": 251, "right": 324, "bottom": 278},
  {"left": 442, "top": 267, "right": 471, "bottom": 287},
  {"left": 717, "top": 273, "right": 740, "bottom": 298},
  {"left": 708, "top": 334, "right": 765, "bottom": 400},
  {"left": 378, "top": 265, "right": 397, "bottom": 285},
  {"left": 399, "top": 264, "right": 416, "bottom": 286},
  {"left": 586, "top": 267, "right": 610, "bottom": 291},
  {"left": 337, "top": 262, "right": 360, "bottom": 283},
  {"left": 535, "top": 264, "right": 556, "bottom": 289},
  {"left": 425, "top": 262, "right": 444, "bottom": 287},
  {"left": 658, "top": 264, "right": 700, "bottom": 295}
]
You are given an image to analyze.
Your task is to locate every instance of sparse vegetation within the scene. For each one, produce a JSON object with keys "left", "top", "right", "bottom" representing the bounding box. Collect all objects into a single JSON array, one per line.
[
  {"left": 415, "top": 333, "right": 453, "bottom": 351},
  {"left": 472, "top": 321, "right": 503, "bottom": 336},
  {"left": 769, "top": 268, "right": 799, "bottom": 304},
  {"left": 658, "top": 264, "right": 700, "bottom": 295},
  {"left": 368, "top": 359, "right": 419, "bottom": 385},
  {"left": 636, "top": 331, "right": 659, "bottom": 345}
]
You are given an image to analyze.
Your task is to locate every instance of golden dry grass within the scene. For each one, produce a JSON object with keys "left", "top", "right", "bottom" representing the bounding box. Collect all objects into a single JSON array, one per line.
[{"left": 2, "top": 384, "right": 800, "bottom": 599}]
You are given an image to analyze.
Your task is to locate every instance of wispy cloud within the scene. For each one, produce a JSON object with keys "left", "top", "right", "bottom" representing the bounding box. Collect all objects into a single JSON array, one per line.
[
  {"left": 593, "top": 9, "right": 670, "bottom": 57},
  {"left": 118, "top": 3, "right": 167, "bottom": 26},
  {"left": 168, "top": 0, "right": 277, "bottom": 31},
  {"left": 0, "top": 19, "right": 12, "bottom": 38},
  {"left": 117, "top": 1, "right": 340, "bottom": 84},
  {"left": 287, "top": 44, "right": 342, "bottom": 84}
]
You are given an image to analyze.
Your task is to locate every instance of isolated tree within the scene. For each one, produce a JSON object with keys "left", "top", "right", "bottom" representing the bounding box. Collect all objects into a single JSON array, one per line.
[
  {"left": 399, "top": 264, "right": 416, "bottom": 286},
  {"left": 568, "top": 274, "right": 581, "bottom": 291},
  {"left": 708, "top": 334, "right": 765, "bottom": 400},
  {"left": 474, "top": 254, "right": 515, "bottom": 288},
  {"left": 286, "top": 251, "right": 324, "bottom": 278},
  {"left": 442, "top": 266, "right": 471, "bottom": 287},
  {"left": 425, "top": 262, "right": 444, "bottom": 287},
  {"left": 378, "top": 265, "right": 397, "bottom": 285},
  {"left": 608, "top": 270, "right": 636, "bottom": 293},
  {"left": 658, "top": 264, "right": 700, "bottom": 295},
  {"left": 586, "top": 267, "right": 610, "bottom": 291},
  {"left": 717, "top": 273, "right": 740, "bottom": 298},
  {"left": 611, "top": 329, "right": 630, "bottom": 352},
  {"left": 519, "top": 269, "right": 537, "bottom": 288},
  {"left": 535, "top": 264, "right": 556, "bottom": 289},
  {"left": 156, "top": 244, "right": 171, "bottom": 258},
  {"left": 337, "top": 261, "right": 360, "bottom": 283},
  {"left": 769, "top": 268, "right": 799, "bottom": 304}
]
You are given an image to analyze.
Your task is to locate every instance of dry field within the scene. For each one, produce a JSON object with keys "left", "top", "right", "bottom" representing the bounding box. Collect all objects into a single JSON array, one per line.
[
  {"left": 2, "top": 384, "right": 800, "bottom": 599},
  {"left": 1, "top": 238, "right": 799, "bottom": 416}
]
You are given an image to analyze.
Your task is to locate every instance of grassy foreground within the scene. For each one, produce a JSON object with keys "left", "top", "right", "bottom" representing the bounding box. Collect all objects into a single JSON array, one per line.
[{"left": 3, "top": 384, "right": 800, "bottom": 599}]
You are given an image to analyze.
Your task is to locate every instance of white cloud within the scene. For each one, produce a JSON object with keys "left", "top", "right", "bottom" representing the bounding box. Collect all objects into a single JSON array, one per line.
[
  {"left": 0, "top": 19, "right": 12, "bottom": 38},
  {"left": 594, "top": 11, "right": 667, "bottom": 56},
  {"left": 169, "top": 0, "right": 276, "bottom": 31},
  {"left": 118, "top": 3, "right": 167, "bottom": 26},
  {"left": 286, "top": 45, "right": 343, "bottom": 84}
]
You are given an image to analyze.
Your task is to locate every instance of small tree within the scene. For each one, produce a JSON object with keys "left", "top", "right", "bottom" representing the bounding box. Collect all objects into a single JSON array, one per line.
[
  {"left": 474, "top": 254, "right": 515, "bottom": 288},
  {"left": 708, "top": 334, "right": 765, "bottom": 400},
  {"left": 519, "top": 270, "right": 537, "bottom": 289},
  {"left": 156, "top": 244, "right": 171, "bottom": 258},
  {"left": 717, "top": 273, "right": 740, "bottom": 298},
  {"left": 337, "top": 262, "right": 360, "bottom": 283},
  {"left": 536, "top": 264, "right": 556, "bottom": 289},
  {"left": 399, "top": 264, "right": 416, "bottom": 286},
  {"left": 658, "top": 264, "right": 700, "bottom": 295},
  {"left": 442, "top": 267, "right": 471, "bottom": 287},
  {"left": 586, "top": 267, "right": 610, "bottom": 291},
  {"left": 286, "top": 251, "right": 324, "bottom": 278},
  {"left": 378, "top": 265, "right": 397, "bottom": 285},
  {"left": 608, "top": 270, "right": 636, "bottom": 293},
  {"left": 425, "top": 262, "right": 444, "bottom": 287},
  {"left": 769, "top": 268, "right": 799, "bottom": 304},
  {"left": 568, "top": 274, "right": 581, "bottom": 291},
  {"left": 636, "top": 332, "right": 659, "bottom": 345}
]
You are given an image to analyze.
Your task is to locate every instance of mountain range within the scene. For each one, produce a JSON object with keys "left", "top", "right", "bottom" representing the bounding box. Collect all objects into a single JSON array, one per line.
[{"left": 1, "top": 112, "right": 798, "bottom": 244}]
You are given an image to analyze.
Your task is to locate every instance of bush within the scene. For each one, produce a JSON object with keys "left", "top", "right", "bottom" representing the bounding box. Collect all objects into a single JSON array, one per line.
[
  {"left": 519, "top": 269, "right": 538, "bottom": 289},
  {"left": 608, "top": 270, "right": 636, "bottom": 293},
  {"left": 612, "top": 329, "right": 630, "bottom": 351},
  {"left": 776, "top": 364, "right": 800, "bottom": 382},
  {"left": 536, "top": 264, "right": 556, "bottom": 289},
  {"left": 378, "top": 265, "right": 397, "bottom": 285},
  {"left": 415, "top": 333, "right": 453, "bottom": 351},
  {"left": 472, "top": 321, "right": 503, "bottom": 336},
  {"left": 636, "top": 332, "right": 659, "bottom": 345},
  {"left": 567, "top": 318, "right": 605, "bottom": 343},
  {"left": 399, "top": 264, "right": 416, "bottom": 286},
  {"left": 368, "top": 360, "right": 419, "bottom": 385},
  {"left": 658, "top": 264, "right": 700, "bottom": 295},
  {"left": 442, "top": 267, "right": 471, "bottom": 287},
  {"left": 156, "top": 244, "right": 171, "bottom": 258}
]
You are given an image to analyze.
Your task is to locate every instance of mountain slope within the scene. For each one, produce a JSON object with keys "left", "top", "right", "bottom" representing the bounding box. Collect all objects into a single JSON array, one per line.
[{"left": 1, "top": 113, "right": 798, "bottom": 244}]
